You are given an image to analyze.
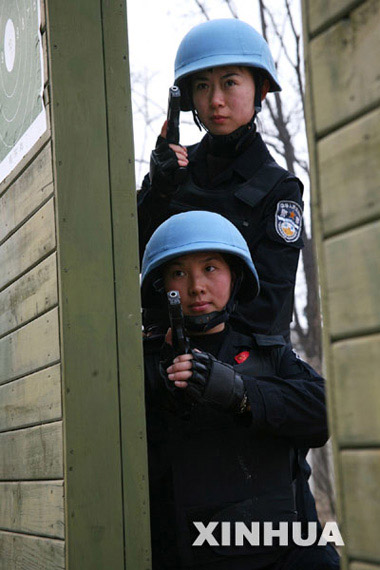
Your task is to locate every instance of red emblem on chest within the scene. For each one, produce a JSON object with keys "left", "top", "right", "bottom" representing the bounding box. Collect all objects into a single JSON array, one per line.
[{"left": 234, "top": 351, "right": 250, "bottom": 364}]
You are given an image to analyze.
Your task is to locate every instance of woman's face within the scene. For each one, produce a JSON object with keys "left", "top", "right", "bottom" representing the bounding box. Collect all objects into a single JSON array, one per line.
[
  {"left": 191, "top": 65, "right": 256, "bottom": 135},
  {"left": 163, "top": 251, "right": 233, "bottom": 334}
]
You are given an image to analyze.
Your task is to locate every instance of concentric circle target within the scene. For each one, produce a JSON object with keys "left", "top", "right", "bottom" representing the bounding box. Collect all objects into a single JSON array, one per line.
[{"left": 0, "top": 0, "right": 46, "bottom": 181}]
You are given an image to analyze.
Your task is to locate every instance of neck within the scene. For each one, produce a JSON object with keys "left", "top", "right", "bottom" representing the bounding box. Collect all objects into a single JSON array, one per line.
[{"left": 208, "top": 119, "right": 257, "bottom": 157}]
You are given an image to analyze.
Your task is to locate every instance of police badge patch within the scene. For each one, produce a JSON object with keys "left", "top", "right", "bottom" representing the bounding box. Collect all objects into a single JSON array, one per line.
[{"left": 275, "top": 201, "right": 302, "bottom": 242}]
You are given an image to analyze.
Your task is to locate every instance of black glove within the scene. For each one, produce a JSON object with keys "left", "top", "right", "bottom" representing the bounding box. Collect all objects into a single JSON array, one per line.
[
  {"left": 149, "top": 136, "right": 187, "bottom": 196},
  {"left": 159, "top": 346, "right": 247, "bottom": 413},
  {"left": 186, "top": 349, "right": 247, "bottom": 413}
]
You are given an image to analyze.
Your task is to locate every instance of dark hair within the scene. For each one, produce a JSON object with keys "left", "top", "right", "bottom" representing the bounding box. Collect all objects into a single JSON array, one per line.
[{"left": 222, "top": 253, "right": 244, "bottom": 279}]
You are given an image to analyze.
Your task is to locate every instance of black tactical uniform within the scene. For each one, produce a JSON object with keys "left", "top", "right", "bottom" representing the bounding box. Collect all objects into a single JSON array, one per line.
[
  {"left": 144, "top": 327, "right": 339, "bottom": 570},
  {"left": 138, "top": 132, "right": 304, "bottom": 340}
]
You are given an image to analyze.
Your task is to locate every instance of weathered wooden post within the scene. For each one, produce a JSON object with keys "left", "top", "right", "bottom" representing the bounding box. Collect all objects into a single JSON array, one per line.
[
  {"left": 302, "top": 1, "right": 380, "bottom": 568},
  {"left": 0, "top": 1, "right": 151, "bottom": 568}
]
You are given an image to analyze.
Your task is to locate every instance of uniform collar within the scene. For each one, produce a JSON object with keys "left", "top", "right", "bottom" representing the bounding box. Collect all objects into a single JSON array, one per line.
[
  {"left": 193, "top": 132, "right": 272, "bottom": 185},
  {"left": 230, "top": 132, "right": 272, "bottom": 180}
]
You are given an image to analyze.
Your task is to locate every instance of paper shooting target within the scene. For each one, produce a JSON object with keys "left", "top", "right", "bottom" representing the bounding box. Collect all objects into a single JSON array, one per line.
[{"left": 0, "top": 0, "right": 46, "bottom": 183}]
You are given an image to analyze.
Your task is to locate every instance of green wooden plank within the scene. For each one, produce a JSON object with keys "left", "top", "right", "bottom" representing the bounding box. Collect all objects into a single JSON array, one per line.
[
  {"left": 0, "top": 253, "right": 58, "bottom": 337},
  {"left": 0, "top": 143, "right": 53, "bottom": 243},
  {"left": 318, "top": 107, "right": 380, "bottom": 236},
  {"left": 341, "top": 450, "right": 380, "bottom": 561},
  {"left": 0, "top": 199, "right": 56, "bottom": 291},
  {"left": 0, "top": 129, "right": 51, "bottom": 198},
  {"left": 324, "top": 221, "right": 380, "bottom": 339},
  {"left": 0, "top": 364, "right": 61, "bottom": 432},
  {"left": 307, "top": 0, "right": 365, "bottom": 35},
  {"left": 309, "top": 0, "right": 380, "bottom": 135},
  {"left": 46, "top": 0, "right": 129, "bottom": 568},
  {"left": 101, "top": 1, "right": 151, "bottom": 568},
  {"left": 0, "top": 532, "right": 64, "bottom": 570},
  {"left": 0, "top": 422, "right": 63, "bottom": 480},
  {"left": 332, "top": 335, "right": 380, "bottom": 445},
  {"left": 350, "top": 562, "right": 380, "bottom": 570},
  {"left": 0, "top": 308, "right": 60, "bottom": 386},
  {"left": 0, "top": 481, "right": 64, "bottom": 538}
]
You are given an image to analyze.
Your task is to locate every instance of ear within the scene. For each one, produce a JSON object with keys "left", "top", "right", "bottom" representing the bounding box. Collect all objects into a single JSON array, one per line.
[{"left": 261, "top": 79, "right": 270, "bottom": 101}]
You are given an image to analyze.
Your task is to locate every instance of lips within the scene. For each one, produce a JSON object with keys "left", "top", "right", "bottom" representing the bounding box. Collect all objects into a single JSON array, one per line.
[
  {"left": 189, "top": 301, "right": 211, "bottom": 312},
  {"left": 211, "top": 115, "right": 228, "bottom": 123}
]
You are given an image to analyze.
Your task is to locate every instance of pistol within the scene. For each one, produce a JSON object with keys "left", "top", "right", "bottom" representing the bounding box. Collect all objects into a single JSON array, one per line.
[
  {"left": 166, "top": 86, "right": 187, "bottom": 183},
  {"left": 167, "top": 86, "right": 181, "bottom": 144},
  {"left": 167, "top": 290, "right": 190, "bottom": 356}
]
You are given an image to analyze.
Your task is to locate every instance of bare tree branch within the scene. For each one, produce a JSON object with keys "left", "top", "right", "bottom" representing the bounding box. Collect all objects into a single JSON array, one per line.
[
  {"left": 262, "top": 2, "right": 297, "bottom": 70},
  {"left": 193, "top": 0, "right": 210, "bottom": 19},
  {"left": 259, "top": 0, "right": 305, "bottom": 118},
  {"left": 293, "top": 301, "right": 307, "bottom": 348},
  {"left": 223, "top": 0, "right": 239, "bottom": 18},
  {"left": 264, "top": 140, "right": 286, "bottom": 159},
  {"left": 312, "top": 445, "right": 336, "bottom": 520},
  {"left": 284, "top": 0, "right": 305, "bottom": 114},
  {"left": 259, "top": 0, "right": 268, "bottom": 39},
  {"left": 293, "top": 156, "right": 310, "bottom": 176}
]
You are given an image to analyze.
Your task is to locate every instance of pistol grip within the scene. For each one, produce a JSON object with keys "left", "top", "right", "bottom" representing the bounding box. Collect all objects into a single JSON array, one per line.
[{"left": 173, "top": 166, "right": 188, "bottom": 185}]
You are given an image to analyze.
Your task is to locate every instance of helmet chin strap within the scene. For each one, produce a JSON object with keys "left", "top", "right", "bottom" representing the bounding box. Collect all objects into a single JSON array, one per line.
[
  {"left": 184, "top": 308, "right": 229, "bottom": 334},
  {"left": 253, "top": 73, "right": 263, "bottom": 115}
]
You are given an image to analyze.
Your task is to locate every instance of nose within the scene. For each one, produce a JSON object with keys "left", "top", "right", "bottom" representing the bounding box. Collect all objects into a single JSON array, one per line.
[
  {"left": 210, "top": 85, "right": 224, "bottom": 108},
  {"left": 188, "top": 272, "right": 205, "bottom": 296}
]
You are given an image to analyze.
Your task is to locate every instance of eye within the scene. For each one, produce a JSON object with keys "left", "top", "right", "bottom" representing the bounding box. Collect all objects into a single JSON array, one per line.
[
  {"left": 194, "top": 81, "right": 208, "bottom": 92},
  {"left": 205, "top": 265, "right": 216, "bottom": 272},
  {"left": 225, "top": 78, "right": 237, "bottom": 88},
  {"left": 172, "top": 269, "right": 185, "bottom": 278}
]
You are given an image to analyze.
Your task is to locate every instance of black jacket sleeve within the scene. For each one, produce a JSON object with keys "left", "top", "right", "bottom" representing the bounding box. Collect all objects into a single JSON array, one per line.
[
  {"left": 242, "top": 347, "right": 328, "bottom": 448},
  {"left": 232, "top": 177, "right": 304, "bottom": 339}
]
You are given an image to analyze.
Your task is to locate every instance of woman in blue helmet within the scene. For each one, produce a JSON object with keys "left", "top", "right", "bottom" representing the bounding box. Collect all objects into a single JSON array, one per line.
[
  {"left": 138, "top": 19, "right": 304, "bottom": 342},
  {"left": 142, "top": 211, "right": 340, "bottom": 570}
]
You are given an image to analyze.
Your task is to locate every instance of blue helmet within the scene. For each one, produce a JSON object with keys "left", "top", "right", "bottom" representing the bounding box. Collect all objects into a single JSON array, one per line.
[
  {"left": 174, "top": 18, "right": 281, "bottom": 111},
  {"left": 141, "top": 210, "right": 260, "bottom": 309}
]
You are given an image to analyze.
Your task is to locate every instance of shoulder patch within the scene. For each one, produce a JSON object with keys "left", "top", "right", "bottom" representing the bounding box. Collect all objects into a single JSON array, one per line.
[{"left": 275, "top": 200, "right": 302, "bottom": 243}]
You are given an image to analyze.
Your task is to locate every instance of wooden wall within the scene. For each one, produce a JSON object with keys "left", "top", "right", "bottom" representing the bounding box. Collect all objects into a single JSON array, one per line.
[
  {"left": 0, "top": 0, "right": 64, "bottom": 566},
  {"left": 0, "top": 0, "right": 150, "bottom": 568},
  {"left": 302, "top": 0, "right": 380, "bottom": 568}
]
